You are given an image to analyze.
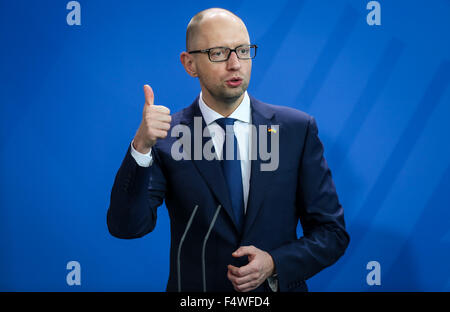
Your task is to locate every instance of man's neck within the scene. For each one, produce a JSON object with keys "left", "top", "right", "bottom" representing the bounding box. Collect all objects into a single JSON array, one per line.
[{"left": 201, "top": 92, "right": 245, "bottom": 117}]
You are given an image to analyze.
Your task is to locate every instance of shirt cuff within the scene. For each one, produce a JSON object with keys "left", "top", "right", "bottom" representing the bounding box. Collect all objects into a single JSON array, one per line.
[
  {"left": 267, "top": 274, "right": 278, "bottom": 292},
  {"left": 130, "top": 140, "right": 153, "bottom": 167}
]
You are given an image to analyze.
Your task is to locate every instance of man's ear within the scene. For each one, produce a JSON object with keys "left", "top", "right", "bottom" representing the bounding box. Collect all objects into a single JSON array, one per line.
[{"left": 180, "top": 52, "right": 198, "bottom": 77}]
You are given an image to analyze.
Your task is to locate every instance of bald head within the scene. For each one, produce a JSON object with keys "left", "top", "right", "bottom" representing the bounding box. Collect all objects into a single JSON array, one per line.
[{"left": 186, "top": 8, "right": 248, "bottom": 51}]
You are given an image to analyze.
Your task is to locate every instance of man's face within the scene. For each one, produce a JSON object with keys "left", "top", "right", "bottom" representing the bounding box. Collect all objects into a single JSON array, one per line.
[{"left": 192, "top": 14, "right": 252, "bottom": 104}]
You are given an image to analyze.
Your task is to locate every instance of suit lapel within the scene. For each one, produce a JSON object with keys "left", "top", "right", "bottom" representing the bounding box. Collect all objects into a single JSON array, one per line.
[{"left": 243, "top": 96, "right": 276, "bottom": 239}]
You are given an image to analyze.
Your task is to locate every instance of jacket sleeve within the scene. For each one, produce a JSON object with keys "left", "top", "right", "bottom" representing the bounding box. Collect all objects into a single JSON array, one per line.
[
  {"left": 107, "top": 143, "right": 166, "bottom": 239},
  {"left": 269, "top": 116, "right": 350, "bottom": 291}
]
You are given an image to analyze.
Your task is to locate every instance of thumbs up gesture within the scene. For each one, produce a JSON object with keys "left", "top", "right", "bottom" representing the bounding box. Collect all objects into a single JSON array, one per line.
[{"left": 133, "top": 85, "right": 172, "bottom": 154}]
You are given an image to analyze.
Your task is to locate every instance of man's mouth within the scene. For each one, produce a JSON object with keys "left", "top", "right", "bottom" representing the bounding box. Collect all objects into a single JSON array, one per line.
[{"left": 225, "top": 77, "right": 243, "bottom": 87}]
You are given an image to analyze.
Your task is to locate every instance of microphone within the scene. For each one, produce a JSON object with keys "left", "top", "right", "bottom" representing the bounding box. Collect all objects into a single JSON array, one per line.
[
  {"left": 202, "top": 204, "right": 222, "bottom": 292},
  {"left": 177, "top": 204, "right": 199, "bottom": 292}
]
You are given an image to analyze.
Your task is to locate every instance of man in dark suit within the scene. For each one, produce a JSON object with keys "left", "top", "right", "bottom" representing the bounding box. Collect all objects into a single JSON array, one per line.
[{"left": 107, "top": 8, "right": 349, "bottom": 292}]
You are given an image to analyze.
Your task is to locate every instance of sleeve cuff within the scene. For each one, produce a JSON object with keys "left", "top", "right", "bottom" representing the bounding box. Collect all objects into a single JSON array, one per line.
[
  {"left": 267, "top": 274, "right": 278, "bottom": 292},
  {"left": 130, "top": 140, "right": 153, "bottom": 167}
]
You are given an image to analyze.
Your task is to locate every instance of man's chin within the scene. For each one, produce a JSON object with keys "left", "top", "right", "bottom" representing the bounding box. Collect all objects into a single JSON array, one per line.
[
  {"left": 221, "top": 94, "right": 244, "bottom": 104},
  {"left": 221, "top": 87, "right": 246, "bottom": 102}
]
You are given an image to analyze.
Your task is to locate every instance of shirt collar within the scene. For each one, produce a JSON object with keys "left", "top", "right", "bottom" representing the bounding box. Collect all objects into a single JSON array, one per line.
[{"left": 198, "top": 91, "right": 251, "bottom": 125}]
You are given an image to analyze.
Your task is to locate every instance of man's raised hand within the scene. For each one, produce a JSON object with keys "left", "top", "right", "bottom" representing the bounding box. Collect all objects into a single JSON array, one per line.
[{"left": 133, "top": 85, "right": 171, "bottom": 154}]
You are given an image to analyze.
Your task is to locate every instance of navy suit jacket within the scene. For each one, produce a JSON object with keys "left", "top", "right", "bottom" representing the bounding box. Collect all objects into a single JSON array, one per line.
[{"left": 107, "top": 95, "right": 349, "bottom": 292}]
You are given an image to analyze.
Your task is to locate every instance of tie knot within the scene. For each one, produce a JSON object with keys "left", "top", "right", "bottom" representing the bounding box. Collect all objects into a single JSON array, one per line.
[{"left": 215, "top": 118, "right": 237, "bottom": 131}]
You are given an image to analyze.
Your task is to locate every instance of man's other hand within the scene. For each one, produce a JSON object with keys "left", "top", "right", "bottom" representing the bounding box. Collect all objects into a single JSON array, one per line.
[{"left": 227, "top": 245, "right": 275, "bottom": 292}]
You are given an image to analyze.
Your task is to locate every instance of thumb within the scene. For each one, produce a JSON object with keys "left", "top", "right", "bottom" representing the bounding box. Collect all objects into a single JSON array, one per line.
[
  {"left": 232, "top": 246, "right": 252, "bottom": 258},
  {"left": 143, "top": 84, "right": 154, "bottom": 106}
]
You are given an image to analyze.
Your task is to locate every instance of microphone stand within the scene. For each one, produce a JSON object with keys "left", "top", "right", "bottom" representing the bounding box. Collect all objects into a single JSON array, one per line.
[
  {"left": 202, "top": 204, "right": 222, "bottom": 292},
  {"left": 177, "top": 204, "right": 199, "bottom": 292}
]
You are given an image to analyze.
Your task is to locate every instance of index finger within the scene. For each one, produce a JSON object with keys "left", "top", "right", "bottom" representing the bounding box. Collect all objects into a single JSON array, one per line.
[{"left": 227, "top": 263, "right": 255, "bottom": 278}]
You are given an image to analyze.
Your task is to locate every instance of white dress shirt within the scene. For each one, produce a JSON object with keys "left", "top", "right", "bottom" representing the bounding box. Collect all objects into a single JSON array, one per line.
[
  {"left": 130, "top": 91, "right": 278, "bottom": 291},
  {"left": 197, "top": 91, "right": 252, "bottom": 212}
]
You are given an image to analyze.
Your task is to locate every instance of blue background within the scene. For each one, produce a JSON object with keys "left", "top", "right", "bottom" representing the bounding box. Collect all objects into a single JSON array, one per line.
[{"left": 1, "top": 0, "right": 449, "bottom": 291}]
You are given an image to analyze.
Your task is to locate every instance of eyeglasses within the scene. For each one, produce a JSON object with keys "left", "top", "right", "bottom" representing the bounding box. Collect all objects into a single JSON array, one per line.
[{"left": 188, "top": 44, "right": 257, "bottom": 62}]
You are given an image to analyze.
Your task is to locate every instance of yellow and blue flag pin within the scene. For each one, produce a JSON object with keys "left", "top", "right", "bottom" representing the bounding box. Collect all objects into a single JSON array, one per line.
[{"left": 268, "top": 127, "right": 277, "bottom": 134}]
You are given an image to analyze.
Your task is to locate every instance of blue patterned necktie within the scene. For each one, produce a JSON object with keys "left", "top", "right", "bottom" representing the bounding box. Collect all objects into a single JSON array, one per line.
[{"left": 215, "top": 118, "right": 245, "bottom": 233}]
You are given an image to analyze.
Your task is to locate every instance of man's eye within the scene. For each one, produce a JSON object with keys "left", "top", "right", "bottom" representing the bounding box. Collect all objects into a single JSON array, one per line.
[
  {"left": 239, "top": 48, "right": 249, "bottom": 54},
  {"left": 212, "top": 51, "right": 223, "bottom": 56}
]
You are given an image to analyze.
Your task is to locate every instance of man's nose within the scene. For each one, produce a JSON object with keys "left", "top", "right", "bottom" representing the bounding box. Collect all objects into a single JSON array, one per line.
[{"left": 226, "top": 51, "right": 241, "bottom": 70}]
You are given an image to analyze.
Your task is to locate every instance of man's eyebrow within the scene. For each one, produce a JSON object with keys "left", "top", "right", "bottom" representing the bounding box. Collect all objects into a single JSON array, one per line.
[{"left": 209, "top": 43, "right": 251, "bottom": 48}]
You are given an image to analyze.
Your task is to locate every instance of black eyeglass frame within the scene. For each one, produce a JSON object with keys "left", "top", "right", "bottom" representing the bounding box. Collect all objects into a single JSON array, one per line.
[{"left": 188, "top": 44, "right": 258, "bottom": 62}]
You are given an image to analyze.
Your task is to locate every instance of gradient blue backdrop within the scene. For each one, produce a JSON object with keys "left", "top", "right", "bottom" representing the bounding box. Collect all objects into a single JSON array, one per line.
[{"left": 1, "top": 0, "right": 449, "bottom": 291}]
